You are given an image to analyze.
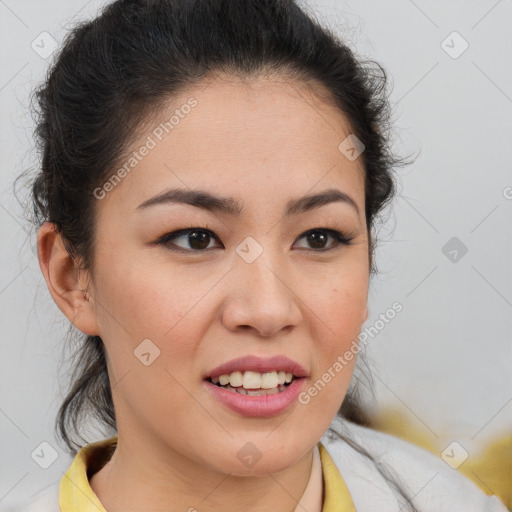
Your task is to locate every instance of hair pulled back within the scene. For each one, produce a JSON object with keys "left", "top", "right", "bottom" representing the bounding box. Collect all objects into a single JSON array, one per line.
[{"left": 25, "top": 0, "right": 416, "bottom": 508}]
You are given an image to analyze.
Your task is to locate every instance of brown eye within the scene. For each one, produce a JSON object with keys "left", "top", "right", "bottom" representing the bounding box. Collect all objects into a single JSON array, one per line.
[
  {"left": 294, "top": 229, "right": 354, "bottom": 252},
  {"left": 305, "top": 230, "right": 329, "bottom": 249},
  {"left": 157, "top": 228, "right": 221, "bottom": 252}
]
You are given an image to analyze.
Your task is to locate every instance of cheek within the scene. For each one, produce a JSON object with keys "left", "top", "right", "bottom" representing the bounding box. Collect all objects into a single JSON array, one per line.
[
  {"left": 91, "top": 259, "right": 204, "bottom": 424},
  {"left": 93, "top": 250, "right": 181, "bottom": 336},
  {"left": 329, "top": 286, "right": 367, "bottom": 333},
  {"left": 310, "top": 267, "right": 368, "bottom": 337},
  {"left": 92, "top": 252, "right": 210, "bottom": 381},
  {"left": 307, "top": 269, "right": 367, "bottom": 388}
]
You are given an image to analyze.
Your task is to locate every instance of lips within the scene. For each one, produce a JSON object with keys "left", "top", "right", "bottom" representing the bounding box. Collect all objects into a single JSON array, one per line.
[
  {"left": 203, "top": 376, "right": 307, "bottom": 417},
  {"left": 205, "top": 355, "right": 308, "bottom": 380}
]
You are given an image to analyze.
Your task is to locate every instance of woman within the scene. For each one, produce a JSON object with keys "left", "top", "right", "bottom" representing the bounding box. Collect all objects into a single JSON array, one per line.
[{"left": 18, "top": 0, "right": 507, "bottom": 510}]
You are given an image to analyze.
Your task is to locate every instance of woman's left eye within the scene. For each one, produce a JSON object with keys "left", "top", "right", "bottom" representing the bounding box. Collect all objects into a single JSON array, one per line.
[
  {"left": 294, "top": 228, "right": 355, "bottom": 251},
  {"left": 154, "top": 227, "right": 354, "bottom": 253}
]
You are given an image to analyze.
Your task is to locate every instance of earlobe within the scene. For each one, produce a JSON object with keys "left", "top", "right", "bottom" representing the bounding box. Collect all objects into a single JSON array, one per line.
[{"left": 37, "top": 222, "right": 99, "bottom": 336}]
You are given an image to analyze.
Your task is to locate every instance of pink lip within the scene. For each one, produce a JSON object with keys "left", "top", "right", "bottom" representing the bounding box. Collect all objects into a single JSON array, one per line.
[
  {"left": 205, "top": 355, "right": 308, "bottom": 380},
  {"left": 203, "top": 377, "right": 307, "bottom": 417}
]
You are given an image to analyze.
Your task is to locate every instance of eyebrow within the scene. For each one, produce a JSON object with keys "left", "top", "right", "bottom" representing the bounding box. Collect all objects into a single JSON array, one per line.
[{"left": 136, "top": 187, "right": 360, "bottom": 217}]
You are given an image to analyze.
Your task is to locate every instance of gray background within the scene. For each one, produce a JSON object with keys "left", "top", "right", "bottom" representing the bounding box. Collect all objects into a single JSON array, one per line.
[{"left": 1, "top": 0, "right": 511, "bottom": 508}]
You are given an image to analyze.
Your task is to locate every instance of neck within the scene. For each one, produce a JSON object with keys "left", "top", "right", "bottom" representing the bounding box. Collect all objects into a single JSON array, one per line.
[{"left": 89, "top": 433, "right": 316, "bottom": 512}]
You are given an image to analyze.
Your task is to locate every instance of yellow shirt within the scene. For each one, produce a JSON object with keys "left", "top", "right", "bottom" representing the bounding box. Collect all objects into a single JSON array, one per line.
[{"left": 59, "top": 437, "right": 356, "bottom": 511}]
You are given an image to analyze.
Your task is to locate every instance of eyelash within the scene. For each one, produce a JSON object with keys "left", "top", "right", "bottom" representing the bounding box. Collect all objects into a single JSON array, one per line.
[{"left": 153, "top": 225, "right": 355, "bottom": 254}]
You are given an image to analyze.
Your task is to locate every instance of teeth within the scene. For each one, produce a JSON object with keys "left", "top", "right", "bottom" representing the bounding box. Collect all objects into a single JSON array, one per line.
[
  {"left": 218, "top": 374, "right": 230, "bottom": 386},
  {"left": 243, "top": 371, "right": 261, "bottom": 389},
  {"left": 211, "top": 370, "right": 295, "bottom": 389},
  {"left": 219, "top": 384, "right": 285, "bottom": 396},
  {"left": 260, "top": 372, "right": 278, "bottom": 389},
  {"left": 230, "top": 371, "right": 243, "bottom": 387}
]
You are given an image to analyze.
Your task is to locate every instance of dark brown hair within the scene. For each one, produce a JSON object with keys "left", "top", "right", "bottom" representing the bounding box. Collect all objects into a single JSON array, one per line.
[{"left": 20, "top": 0, "right": 417, "bottom": 508}]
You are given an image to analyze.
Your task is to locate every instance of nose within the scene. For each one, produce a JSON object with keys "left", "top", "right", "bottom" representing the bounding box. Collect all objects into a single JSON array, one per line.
[{"left": 221, "top": 248, "right": 302, "bottom": 338}]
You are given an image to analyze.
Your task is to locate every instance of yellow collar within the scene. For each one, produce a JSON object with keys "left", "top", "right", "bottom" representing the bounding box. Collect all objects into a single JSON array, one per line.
[
  {"left": 319, "top": 442, "right": 357, "bottom": 511},
  {"left": 59, "top": 437, "right": 356, "bottom": 512}
]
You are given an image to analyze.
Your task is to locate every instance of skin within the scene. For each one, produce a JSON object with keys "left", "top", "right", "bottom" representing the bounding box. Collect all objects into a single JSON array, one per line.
[{"left": 38, "top": 73, "right": 370, "bottom": 512}]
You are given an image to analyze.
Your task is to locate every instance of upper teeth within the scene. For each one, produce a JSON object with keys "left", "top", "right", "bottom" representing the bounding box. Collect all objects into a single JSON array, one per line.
[{"left": 212, "top": 370, "right": 294, "bottom": 389}]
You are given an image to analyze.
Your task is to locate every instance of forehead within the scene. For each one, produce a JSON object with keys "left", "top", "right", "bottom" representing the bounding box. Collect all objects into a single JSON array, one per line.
[
  {"left": 153, "top": 73, "right": 362, "bottom": 165},
  {"left": 98, "top": 74, "right": 366, "bottom": 219}
]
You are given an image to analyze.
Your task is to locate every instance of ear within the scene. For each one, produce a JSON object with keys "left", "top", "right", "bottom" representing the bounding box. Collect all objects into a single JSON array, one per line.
[{"left": 37, "top": 222, "right": 99, "bottom": 336}]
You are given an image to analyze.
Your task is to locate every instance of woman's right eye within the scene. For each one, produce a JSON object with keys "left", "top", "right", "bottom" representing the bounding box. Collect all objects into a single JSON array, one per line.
[{"left": 156, "top": 228, "right": 222, "bottom": 253}]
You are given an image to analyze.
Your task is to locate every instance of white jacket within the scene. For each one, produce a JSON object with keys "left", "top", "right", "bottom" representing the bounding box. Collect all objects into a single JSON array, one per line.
[{"left": 12, "top": 417, "right": 508, "bottom": 511}]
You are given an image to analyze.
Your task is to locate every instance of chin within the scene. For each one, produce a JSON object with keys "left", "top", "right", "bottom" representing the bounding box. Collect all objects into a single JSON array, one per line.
[{"left": 205, "top": 440, "right": 309, "bottom": 477}]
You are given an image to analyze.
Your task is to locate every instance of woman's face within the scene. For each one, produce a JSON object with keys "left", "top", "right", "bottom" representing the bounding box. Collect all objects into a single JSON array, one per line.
[{"left": 84, "top": 75, "right": 369, "bottom": 475}]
